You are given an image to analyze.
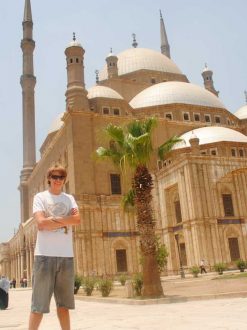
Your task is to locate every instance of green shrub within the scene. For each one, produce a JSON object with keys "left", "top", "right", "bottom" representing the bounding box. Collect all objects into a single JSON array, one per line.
[
  {"left": 155, "top": 237, "right": 169, "bottom": 273},
  {"left": 139, "top": 237, "right": 169, "bottom": 274},
  {"left": 97, "top": 278, "right": 113, "bottom": 297},
  {"left": 190, "top": 265, "right": 200, "bottom": 277},
  {"left": 132, "top": 273, "right": 143, "bottom": 296},
  {"left": 74, "top": 274, "right": 83, "bottom": 294},
  {"left": 214, "top": 262, "right": 227, "bottom": 275},
  {"left": 236, "top": 259, "right": 246, "bottom": 272},
  {"left": 118, "top": 274, "right": 128, "bottom": 286},
  {"left": 83, "top": 277, "right": 96, "bottom": 296}
]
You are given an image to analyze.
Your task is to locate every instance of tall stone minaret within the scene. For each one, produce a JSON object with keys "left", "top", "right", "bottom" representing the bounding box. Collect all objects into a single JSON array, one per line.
[
  {"left": 20, "top": 0, "right": 36, "bottom": 223},
  {"left": 65, "top": 33, "right": 89, "bottom": 112},
  {"left": 160, "top": 10, "right": 170, "bottom": 58},
  {"left": 106, "top": 48, "right": 119, "bottom": 79},
  {"left": 201, "top": 63, "right": 219, "bottom": 97}
]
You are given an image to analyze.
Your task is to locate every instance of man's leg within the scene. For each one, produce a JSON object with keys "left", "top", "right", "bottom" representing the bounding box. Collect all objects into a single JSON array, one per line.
[
  {"left": 28, "top": 312, "right": 43, "bottom": 330},
  {"left": 57, "top": 307, "right": 70, "bottom": 330}
]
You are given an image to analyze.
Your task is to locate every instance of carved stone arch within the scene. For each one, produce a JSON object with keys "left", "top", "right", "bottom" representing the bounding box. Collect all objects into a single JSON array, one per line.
[
  {"left": 111, "top": 237, "right": 129, "bottom": 251},
  {"left": 175, "top": 232, "right": 185, "bottom": 244},
  {"left": 223, "top": 225, "right": 241, "bottom": 238},
  {"left": 219, "top": 184, "right": 233, "bottom": 195}
]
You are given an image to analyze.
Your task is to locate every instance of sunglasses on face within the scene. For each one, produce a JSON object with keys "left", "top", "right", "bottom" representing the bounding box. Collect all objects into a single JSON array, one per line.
[{"left": 50, "top": 175, "right": 65, "bottom": 181}]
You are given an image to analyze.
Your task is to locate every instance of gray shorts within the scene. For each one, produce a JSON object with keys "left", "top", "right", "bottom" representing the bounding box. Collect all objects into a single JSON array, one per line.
[{"left": 31, "top": 256, "right": 75, "bottom": 313}]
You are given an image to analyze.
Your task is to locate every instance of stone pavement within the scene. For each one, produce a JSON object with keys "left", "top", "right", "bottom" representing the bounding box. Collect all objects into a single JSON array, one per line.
[{"left": 1, "top": 272, "right": 247, "bottom": 330}]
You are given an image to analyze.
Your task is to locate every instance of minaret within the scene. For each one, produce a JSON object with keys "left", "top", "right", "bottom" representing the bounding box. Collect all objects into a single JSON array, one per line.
[
  {"left": 20, "top": 0, "right": 36, "bottom": 223},
  {"left": 106, "top": 48, "right": 118, "bottom": 79},
  {"left": 201, "top": 63, "right": 219, "bottom": 97},
  {"left": 65, "top": 33, "right": 89, "bottom": 112},
  {"left": 160, "top": 10, "right": 170, "bottom": 58}
]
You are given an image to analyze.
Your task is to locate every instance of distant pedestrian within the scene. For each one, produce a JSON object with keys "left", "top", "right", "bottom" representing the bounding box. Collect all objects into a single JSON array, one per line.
[
  {"left": 0, "top": 276, "right": 10, "bottom": 309},
  {"left": 23, "top": 278, "right": 27, "bottom": 288},
  {"left": 12, "top": 278, "right": 16, "bottom": 288},
  {"left": 200, "top": 259, "right": 207, "bottom": 274}
]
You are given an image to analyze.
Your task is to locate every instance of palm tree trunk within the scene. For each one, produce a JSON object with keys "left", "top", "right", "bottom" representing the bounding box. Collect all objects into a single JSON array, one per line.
[{"left": 134, "top": 165, "right": 164, "bottom": 298}]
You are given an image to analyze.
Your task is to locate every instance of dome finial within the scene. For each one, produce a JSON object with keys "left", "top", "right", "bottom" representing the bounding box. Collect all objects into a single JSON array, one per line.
[
  {"left": 132, "top": 33, "right": 138, "bottom": 48},
  {"left": 110, "top": 47, "right": 113, "bottom": 54},
  {"left": 159, "top": 9, "right": 163, "bottom": 19},
  {"left": 95, "top": 70, "right": 99, "bottom": 84},
  {"left": 244, "top": 90, "right": 247, "bottom": 104},
  {"left": 73, "top": 32, "right": 76, "bottom": 41}
]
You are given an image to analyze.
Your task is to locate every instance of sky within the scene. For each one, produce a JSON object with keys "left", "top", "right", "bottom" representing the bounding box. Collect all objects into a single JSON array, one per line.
[{"left": 0, "top": 0, "right": 246, "bottom": 243}]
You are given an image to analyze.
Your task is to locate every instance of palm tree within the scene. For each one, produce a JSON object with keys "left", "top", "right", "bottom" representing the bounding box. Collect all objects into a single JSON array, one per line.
[{"left": 96, "top": 118, "right": 181, "bottom": 298}]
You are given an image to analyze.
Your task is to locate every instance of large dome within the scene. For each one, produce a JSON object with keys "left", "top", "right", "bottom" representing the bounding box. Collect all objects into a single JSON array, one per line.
[
  {"left": 48, "top": 112, "right": 64, "bottom": 134},
  {"left": 129, "top": 81, "right": 226, "bottom": 109},
  {"left": 99, "top": 48, "right": 182, "bottom": 81},
  {"left": 87, "top": 85, "right": 123, "bottom": 99},
  {"left": 173, "top": 126, "right": 247, "bottom": 149},
  {"left": 234, "top": 105, "right": 247, "bottom": 120}
]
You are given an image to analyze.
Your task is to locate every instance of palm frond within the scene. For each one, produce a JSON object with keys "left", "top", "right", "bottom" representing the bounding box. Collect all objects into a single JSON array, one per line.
[
  {"left": 121, "top": 189, "right": 135, "bottom": 211},
  {"left": 105, "top": 124, "right": 125, "bottom": 147},
  {"left": 96, "top": 146, "right": 123, "bottom": 165},
  {"left": 158, "top": 136, "right": 183, "bottom": 160}
]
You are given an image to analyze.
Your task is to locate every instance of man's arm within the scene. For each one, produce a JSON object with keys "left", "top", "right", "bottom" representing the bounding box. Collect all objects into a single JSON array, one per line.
[
  {"left": 34, "top": 211, "right": 63, "bottom": 231},
  {"left": 35, "top": 209, "right": 80, "bottom": 231},
  {"left": 53, "top": 208, "right": 81, "bottom": 226}
]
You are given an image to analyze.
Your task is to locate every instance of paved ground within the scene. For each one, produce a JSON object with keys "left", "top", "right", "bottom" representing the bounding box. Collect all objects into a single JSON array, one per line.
[{"left": 1, "top": 272, "right": 247, "bottom": 330}]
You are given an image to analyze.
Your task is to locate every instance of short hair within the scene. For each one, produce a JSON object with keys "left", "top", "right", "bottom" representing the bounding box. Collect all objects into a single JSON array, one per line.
[{"left": 47, "top": 164, "right": 67, "bottom": 185}]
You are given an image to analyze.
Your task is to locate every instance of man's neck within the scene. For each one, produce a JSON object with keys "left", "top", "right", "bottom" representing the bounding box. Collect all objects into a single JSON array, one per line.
[{"left": 48, "top": 188, "right": 62, "bottom": 195}]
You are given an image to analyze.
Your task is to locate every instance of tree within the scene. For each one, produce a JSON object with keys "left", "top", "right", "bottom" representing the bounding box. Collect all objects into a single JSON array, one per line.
[{"left": 96, "top": 118, "right": 181, "bottom": 298}]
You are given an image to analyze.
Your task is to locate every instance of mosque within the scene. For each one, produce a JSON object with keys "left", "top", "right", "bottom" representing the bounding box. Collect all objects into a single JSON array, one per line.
[{"left": 1, "top": 0, "right": 247, "bottom": 284}]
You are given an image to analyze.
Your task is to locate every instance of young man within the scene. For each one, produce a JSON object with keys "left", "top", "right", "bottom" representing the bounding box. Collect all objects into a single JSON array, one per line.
[{"left": 28, "top": 165, "right": 80, "bottom": 330}]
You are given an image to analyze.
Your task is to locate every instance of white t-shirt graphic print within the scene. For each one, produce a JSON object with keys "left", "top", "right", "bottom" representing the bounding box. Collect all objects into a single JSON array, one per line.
[{"left": 33, "top": 190, "right": 78, "bottom": 257}]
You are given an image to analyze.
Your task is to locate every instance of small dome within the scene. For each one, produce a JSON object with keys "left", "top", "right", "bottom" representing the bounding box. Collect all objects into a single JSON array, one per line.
[
  {"left": 99, "top": 48, "right": 182, "bottom": 81},
  {"left": 48, "top": 112, "right": 64, "bottom": 134},
  {"left": 173, "top": 126, "right": 247, "bottom": 150},
  {"left": 66, "top": 40, "right": 82, "bottom": 48},
  {"left": 87, "top": 85, "right": 123, "bottom": 100},
  {"left": 129, "top": 82, "right": 226, "bottom": 109},
  {"left": 234, "top": 105, "right": 247, "bottom": 120}
]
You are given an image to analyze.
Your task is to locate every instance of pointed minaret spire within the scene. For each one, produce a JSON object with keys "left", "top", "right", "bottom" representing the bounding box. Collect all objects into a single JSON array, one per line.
[
  {"left": 20, "top": 0, "right": 36, "bottom": 223},
  {"left": 160, "top": 10, "right": 170, "bottom": 58},
  {"left": 201, "top": 63, "right": 219, "bottom": 97},
  {"left": 23, "top": 0, "right": 32, "bottom": 22},
  {"left": 244, "top": 90, "right": 247, "bottom": 104},
  {"left": 132, "top": 33, "right": 138, "bottom": 48}
]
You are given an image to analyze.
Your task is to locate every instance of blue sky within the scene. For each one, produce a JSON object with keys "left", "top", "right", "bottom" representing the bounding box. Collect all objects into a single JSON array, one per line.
[{"left": 0, "top": 0, "right": 246, "bottom": 242}]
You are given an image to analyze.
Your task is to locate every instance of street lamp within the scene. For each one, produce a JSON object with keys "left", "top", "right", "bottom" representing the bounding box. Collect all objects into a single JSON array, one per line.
[{"left": 175, "top": 234, "right": 185, "bottom": 278}]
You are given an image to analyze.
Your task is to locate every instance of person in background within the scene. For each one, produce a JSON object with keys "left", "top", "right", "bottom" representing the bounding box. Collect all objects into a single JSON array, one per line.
[
  {"left": 12, "top": 278, "right": 16, "bottom": 289},
  {"left": 0, "top": 276, "right": 10, "bottom": 309},
  {"left": 200, "top": 259, "right": 207, "bottom": 274},
  {"left": 28, "top": 164, "right": 80, "bottom": 330}
]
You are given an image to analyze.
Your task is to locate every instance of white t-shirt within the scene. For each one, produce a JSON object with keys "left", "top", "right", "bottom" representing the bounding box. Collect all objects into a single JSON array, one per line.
[{"left": 33, "top": 190, "right": 78, "bottom": 257}]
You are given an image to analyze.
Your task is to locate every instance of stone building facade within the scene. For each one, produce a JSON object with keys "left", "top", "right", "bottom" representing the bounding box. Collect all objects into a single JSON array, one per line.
[{"left": 1, "top": 0, "right": 247, "bottom": 285}]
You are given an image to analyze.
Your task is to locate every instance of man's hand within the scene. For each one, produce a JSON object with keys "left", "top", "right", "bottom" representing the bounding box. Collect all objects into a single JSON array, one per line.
[{"left": 71, "top": 208, "right": 78, "bottom": 215}]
